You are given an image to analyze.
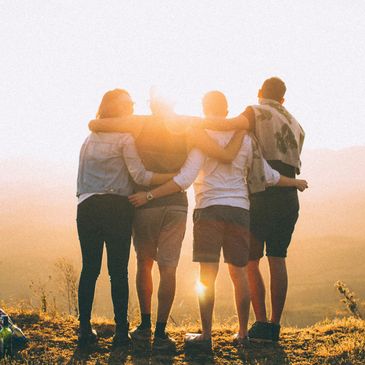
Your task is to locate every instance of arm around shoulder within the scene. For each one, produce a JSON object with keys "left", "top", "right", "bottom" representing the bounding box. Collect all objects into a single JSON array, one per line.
[{"left": 88, "top": 115, "right": 148, "bottom": 137}]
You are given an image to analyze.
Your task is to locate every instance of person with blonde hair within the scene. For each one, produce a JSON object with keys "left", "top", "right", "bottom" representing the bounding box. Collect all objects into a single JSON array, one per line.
[{"left": 76, "top": 89, "right": 174, "bottom": 347}]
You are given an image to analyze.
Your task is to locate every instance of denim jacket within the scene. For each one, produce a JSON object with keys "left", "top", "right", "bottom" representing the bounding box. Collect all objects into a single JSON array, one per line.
[{"left": 77, "top": 132, "right": 153, "bottom": 197}]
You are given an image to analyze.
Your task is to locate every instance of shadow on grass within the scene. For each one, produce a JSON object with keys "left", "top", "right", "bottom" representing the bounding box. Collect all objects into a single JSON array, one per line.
[
  {"left": 183, "top": 344, "right": 216, "bottom": 364},
  {"left": 239, "top": 342, "right": 289, "bottom": 365},
  {"left": 130, "top": 342, "right": 175, "bottom": 365}
]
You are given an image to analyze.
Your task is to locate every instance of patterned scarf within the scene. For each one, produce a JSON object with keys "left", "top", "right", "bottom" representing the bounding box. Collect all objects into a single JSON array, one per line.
[{"left": 250, "top": 98, "right": 305, "bottom": 174}]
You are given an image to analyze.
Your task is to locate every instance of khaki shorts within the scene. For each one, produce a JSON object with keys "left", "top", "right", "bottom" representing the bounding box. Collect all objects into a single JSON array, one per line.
[{"left": 133, "top": 205, "right": 188, "bottom": 267}]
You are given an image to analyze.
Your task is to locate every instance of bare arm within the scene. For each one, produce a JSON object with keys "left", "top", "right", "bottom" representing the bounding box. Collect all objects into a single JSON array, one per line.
[
  {"left": 88, "top": 116, "right": 150, "bottom": 138},
  {"left": 129, "top": 149, "right": 205, "bottom": 207},
  {"left": 262, "top": 157, "right": 309, "bottom": 192},
  {"left": 276, "top": 176, "right": 308, "bottom": 192},
  {"left": 131, "top": 179, "right": 183, "bottom": 207},
  {"left": 188, "top": 129, "right": 245, "bottom": 163},
  {"left": 123, "top": 135, "right": 175, "bottom": 186},
  {"left": 199, "top": 114, "right": 250, "bottom": 131},
  {"left": 172, "top": 114, "right": 250, "bottom": 131},
  {"left": 150, "top": 172, "right": 176, "bottom": 185}
]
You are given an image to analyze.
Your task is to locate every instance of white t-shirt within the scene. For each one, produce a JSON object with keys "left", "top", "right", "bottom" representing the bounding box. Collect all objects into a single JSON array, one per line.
[{"left": 173, "top": 132, "right": 280, "bottom": 210}]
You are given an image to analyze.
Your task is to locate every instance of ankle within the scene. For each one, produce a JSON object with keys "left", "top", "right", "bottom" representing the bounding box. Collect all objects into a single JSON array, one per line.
[
  {"left": 139, "top": 313, "right": 151, "bottom": 329},
  {"left": 201, "top": 330, "right": 212, "bottom": 340},
  {"left": 238, "top": 329, "right": 248, "bottom": 338},
  {"left": 155, "top": 321, "right": 167, "bottom": 338},
  {"left": 79, "top": 321, "right": 92, "bottom": 333},
  {"left": 269, "top": 320, "right": 281, "bottom": 327},
  {"left": 116, "top": 322, "right": 129, "bottom": 334}
]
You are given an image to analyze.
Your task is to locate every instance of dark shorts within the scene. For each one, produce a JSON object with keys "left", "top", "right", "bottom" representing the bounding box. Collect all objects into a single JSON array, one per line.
[
  {"left": 193, "top": 205, "right": 250, "bottom": 267},
  {"left": 249, "top": 190, "right": 299, "bottom": 260}
]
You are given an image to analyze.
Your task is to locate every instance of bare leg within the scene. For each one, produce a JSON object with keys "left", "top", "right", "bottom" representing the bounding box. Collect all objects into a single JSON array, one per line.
[
  {"left": 136, "top": 258, "right": 154, "bottom": 316},
  {"left": 157, "top": 265, "right": 177, "bottom": 323},
  {"left": 247, "top": 259, "right": 267, "bottom": 322},
  {"left": 268, "top": 256, "right": 288, "bottom": 324},
  {"left": 199, "top": 263, "right": 219, "bottom": 339},
  {"left": 228, "top": 264, "right": 250, "bottom": 337}
]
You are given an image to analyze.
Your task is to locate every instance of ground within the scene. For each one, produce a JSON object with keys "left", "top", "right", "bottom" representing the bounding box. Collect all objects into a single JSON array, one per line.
[{"left": 1, "top": 309, "right": 365, "bottom": 365}]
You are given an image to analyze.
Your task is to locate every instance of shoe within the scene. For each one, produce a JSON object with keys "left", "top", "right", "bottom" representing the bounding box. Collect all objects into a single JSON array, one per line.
[
  {"left": 247, "top": 321, "right": 272, "bottom": 342},
  {"left": 112, "top": 332, "right": 131, "bottom": 348},
  {"left": 112, "top": 324, "right": 131, "bottom": 348},
  {"left": 269, "top": 322, "right": 281, "bottom": 342},
  {"left": 232, "top": 334, "right": 251, "bottom": 349},
  {"left": 184, "top": 333, "right": 212, "bottom": 350},
  {"left": 153, "top": 333, "right": 176, "bottom": 352},
  {"left": 77, "top": 327, "right": 98, "bottom": 347},
  {"left": 130, "top": 326, "right": 152, "bottom": 341}
]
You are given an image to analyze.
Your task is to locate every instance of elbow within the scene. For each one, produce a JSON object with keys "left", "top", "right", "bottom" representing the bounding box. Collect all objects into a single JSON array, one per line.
[
  {"left": 88, "top": 120, "right": 97, "bottom": 131},
  {"left": 173, "top": 178, "right": 188, "bottom": 191},
  {"left": 175, "top": 183, "right": 186, "bottom": 191}
]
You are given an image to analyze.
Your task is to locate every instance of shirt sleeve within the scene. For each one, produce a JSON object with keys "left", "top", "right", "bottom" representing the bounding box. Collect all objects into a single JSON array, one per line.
[
  {"left": 241, "top": 106, "right": 255, "bottom": 131},
  {"left": 173, "top": 148, "right": 205, "bottom": 190},
  {"left": 263, "top": 159, "right": 280, "bottom": 186},
  {"left": 122, "top": 134, "right": 153, "bottom": 186}
]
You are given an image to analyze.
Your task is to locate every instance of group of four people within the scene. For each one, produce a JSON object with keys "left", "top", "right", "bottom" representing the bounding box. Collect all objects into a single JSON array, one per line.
[{"left": 76, "top": 77, "right": 307, "bottom": 351}]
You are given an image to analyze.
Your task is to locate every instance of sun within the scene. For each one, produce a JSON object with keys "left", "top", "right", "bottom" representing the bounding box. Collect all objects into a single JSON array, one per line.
[{"left": 195, "top": 280, "right": 206, "bottom": 297}]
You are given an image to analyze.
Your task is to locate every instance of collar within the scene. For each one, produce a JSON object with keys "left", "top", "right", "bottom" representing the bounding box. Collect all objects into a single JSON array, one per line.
[{"left": 258, "top": 98, "right": 282, "bottom": 106}]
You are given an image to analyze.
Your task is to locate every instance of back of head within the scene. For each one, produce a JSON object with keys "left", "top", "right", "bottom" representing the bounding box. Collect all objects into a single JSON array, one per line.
[
  {"left": 202, "top": 90, "right": 228, "bottom": 118},
  {"left": 96, "top": 89, "right": 133, "bottom": 118},
  {"left": 149, "top": 87, "right": 175, "bottom": 117},
  {"left": 260, "top": 77, "right": 286, "bottom": 102}
]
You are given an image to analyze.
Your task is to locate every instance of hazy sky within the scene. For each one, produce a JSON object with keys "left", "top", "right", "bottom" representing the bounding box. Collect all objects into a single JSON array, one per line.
[{"left": 1, "top": 1, "right": 364, "bottom": 169}]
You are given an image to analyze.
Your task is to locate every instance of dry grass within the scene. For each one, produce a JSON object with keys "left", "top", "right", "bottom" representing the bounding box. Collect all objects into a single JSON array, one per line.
[{"left": 1, "top": 307, "right": 365, "bottom": 364}]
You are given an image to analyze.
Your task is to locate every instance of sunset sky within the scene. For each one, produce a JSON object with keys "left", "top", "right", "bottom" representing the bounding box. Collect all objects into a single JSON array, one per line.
[{"left": 1, "top": 1, "right": 364, "bottom": 169}]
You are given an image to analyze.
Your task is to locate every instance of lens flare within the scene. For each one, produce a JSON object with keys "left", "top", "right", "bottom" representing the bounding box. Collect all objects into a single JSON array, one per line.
[{"left": 195, "top": 280, "right": 206, "bottom": 297}]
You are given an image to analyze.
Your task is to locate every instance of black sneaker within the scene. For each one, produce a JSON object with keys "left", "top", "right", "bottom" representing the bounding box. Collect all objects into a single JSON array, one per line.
[
  {"left": 112, "top": 332, "right": 131, "bottom": 348},
  {"left": 247, "top": 321, "right": 272, "bottom": 342},
  {"left": 112, "top": 323, "right": 131, "bottom": 348},
  {"left": 130, "top": 326, "right": 152, "bottom": 341},
  {"left": 77, "top": 327, "right": 98, "bottom": 347},
  {"left": 153, "top": 333, "right": 176, "bottom": 352},
  {"left": 269, "top": 322, "right": 281, "bottom": 342}
]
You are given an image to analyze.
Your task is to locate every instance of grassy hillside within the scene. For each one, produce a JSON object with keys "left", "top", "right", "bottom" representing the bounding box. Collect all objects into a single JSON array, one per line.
[{"left": 1, "top": 308, "right": 364, "bottom": 365}]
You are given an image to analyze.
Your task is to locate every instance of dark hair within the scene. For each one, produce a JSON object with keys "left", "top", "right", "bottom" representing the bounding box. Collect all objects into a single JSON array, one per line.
[
  {"left": 261, "top": 77, "right": 286, "bottom": 101},
  {"left": 202, "top": 90, "right": 228, "bottom": 117},
  {"left": 96, "top": 89, "right": 132, "bottom": 118}
]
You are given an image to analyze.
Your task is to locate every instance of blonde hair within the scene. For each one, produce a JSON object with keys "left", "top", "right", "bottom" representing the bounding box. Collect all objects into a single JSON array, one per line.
[{"left": 96, "top": 89, "right": 131, "bottom": 119}]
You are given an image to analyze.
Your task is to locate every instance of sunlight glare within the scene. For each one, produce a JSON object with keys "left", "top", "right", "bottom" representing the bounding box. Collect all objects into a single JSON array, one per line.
[{"left": 195, "top": 280, "right": 207, "bottom": 297}]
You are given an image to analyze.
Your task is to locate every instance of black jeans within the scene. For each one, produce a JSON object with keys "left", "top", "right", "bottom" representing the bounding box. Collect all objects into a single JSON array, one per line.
[{"left": 77, "top": 194, "right": 134, "bottom": 329}]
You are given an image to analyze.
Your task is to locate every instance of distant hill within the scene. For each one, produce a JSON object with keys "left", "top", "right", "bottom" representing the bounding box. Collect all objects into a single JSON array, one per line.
[
  {"left": 2, "top": 145, "right": 365, "bottom": 249},
  {"left": 297, "top": 146, "right": 365, "bottom": 238}
]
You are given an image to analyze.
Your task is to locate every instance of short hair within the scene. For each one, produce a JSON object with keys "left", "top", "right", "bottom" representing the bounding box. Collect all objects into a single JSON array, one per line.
[
  {"left": 261, "top": 77, "right": 286, "bottom": 101},
  {"left": 96, "top": 89, "right": 132, "bottom": 118},
  {"left": 202, "top": 90, "right": 228, "bottom": 117}
]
